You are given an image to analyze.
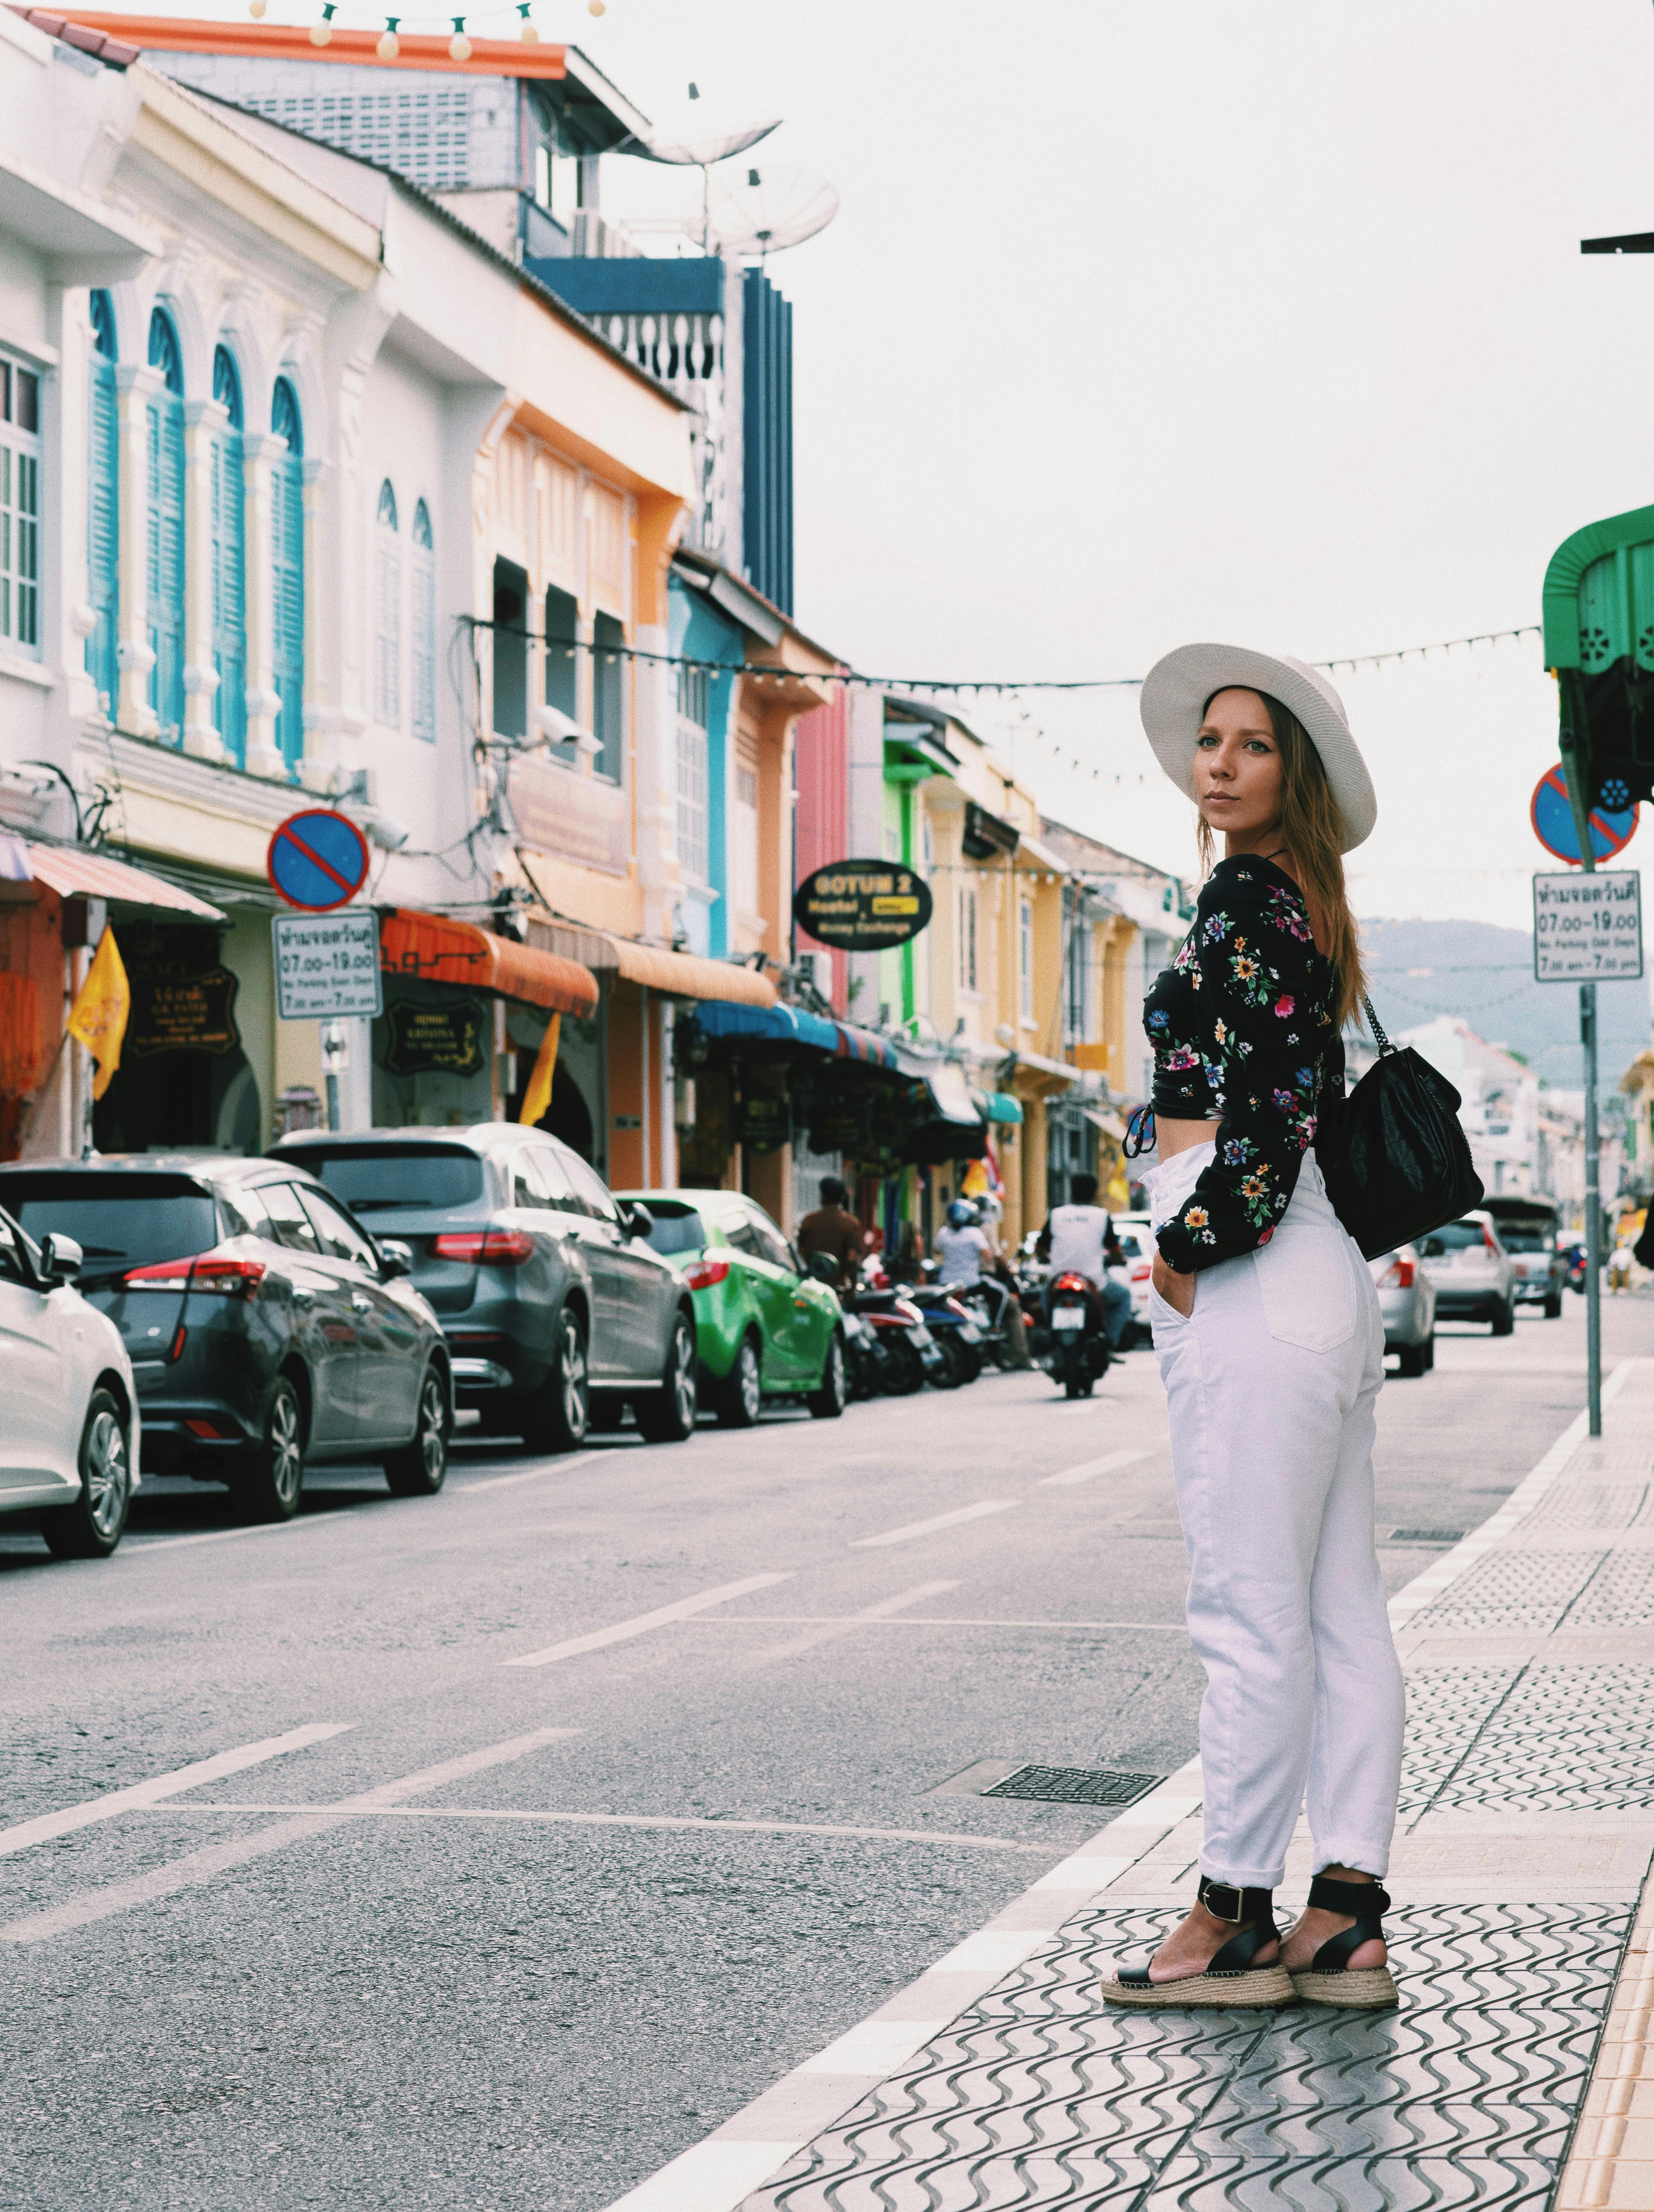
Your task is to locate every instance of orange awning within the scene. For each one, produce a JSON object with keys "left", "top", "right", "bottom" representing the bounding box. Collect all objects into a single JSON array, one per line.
[
  {"left": 380, "top": 910, "right": 598, "bottom": 1017},
  {"left": 25, "top": 12, "right": 570, "bottom": 76},
  {"left": 26, "top": 843, "right": 224, "bottom": 920},
  {"left": 605, "top": 938, "right": 777, "bottom": 1007}
]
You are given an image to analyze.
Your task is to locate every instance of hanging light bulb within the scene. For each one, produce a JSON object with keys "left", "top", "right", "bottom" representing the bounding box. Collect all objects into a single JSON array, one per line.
[
  {"left": 248, "top": 0, "right": 267, "bottom": 17},
  {"left": 588, "top": 0, "right": 605, "bottom": 13},
  {"left": 517, "top": 2, "right": 537, "bottom": 38},
  {"left": 447, "top": 14, "right": 470, "bottom": 56},
  {"left": 309, "top": 2, "right": 336, "bottom": 41},
  {"left": 377, "top": 16, "right": 400, "bottom": 57}
]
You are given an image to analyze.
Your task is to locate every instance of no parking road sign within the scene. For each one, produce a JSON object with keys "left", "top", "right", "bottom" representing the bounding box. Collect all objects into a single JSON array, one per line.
[
  {"left": 1533, "top": 869, "right": 1643, "bottom": 983},
  {"left": 267, "top": 810, "right": 371, "bottom": 912}
]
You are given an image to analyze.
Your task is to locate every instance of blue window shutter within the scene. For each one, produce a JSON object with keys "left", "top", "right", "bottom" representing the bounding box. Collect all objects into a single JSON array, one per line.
[
  {"left": 271, "top": 452, "right": 304, "bottom": 768},
  {"left": 147, "top": 394, "right": 185, "bottom": 744},
  {"left": 210, "top": 427, "right": 246, "bottom": 767},
  {"left": 86, "top": 359, "right": 119, "bottom": 711}
]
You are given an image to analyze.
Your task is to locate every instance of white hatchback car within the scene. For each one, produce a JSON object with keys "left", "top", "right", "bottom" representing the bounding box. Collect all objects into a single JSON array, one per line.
[
  {"left": 1111, "top": 1213, "right": 1156, "bottom": 1337},
  {"left": 0, "top": 1204, "right": 139, "bottom": 1558}
]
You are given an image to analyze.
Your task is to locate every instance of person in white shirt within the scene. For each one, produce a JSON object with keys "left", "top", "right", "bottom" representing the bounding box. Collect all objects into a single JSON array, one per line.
[
  {"left": 1609, "top": 1237, "right": 1635, "bottom": 1295},
  {"left": 935, "top": 1201, "right": 992, "bottom": 1287},
  {"left": 1037, "top": 1174, "right": 1134, "bottom": 1348}
]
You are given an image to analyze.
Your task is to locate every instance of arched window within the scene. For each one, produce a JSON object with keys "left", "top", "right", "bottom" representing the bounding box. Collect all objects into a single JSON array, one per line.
[
  {"left": 145, "top": 308, "right": 185, "bottom": 743},
  {"left": 410, "top": 498, "right": 435, "bottom": 743},
  {"left": 209, "top": 344, "right": 246, "bottom": 766},
  {"left": 271, "top": 377, "right": 305, "bottom": 771},
  {"left": 373, "top": 479, "right": 400, "bottom": 727},
  {"left": 86, "top": 294, "right": 119, "bottom": 710}
]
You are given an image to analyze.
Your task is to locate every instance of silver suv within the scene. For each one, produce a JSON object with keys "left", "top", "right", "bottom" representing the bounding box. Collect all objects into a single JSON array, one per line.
[{"left": 1418, "top": 1211, "right": 1516, "bottom": 1336}]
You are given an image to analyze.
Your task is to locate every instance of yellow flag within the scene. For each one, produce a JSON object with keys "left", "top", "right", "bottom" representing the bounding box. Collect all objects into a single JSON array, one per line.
[
  {"left": 66, "top": 928, "right": 130, "bottom": 1100},
  {"left": 518, "top": 1012, "right": 560, "bottom": 1127}
]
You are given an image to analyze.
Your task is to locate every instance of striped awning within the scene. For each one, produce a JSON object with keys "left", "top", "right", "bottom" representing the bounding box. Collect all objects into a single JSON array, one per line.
[
  {"left": 379, "top": 909, "right": 598, "bottom": 1016},
  {"left": 21, "top": 841, "right": 225, "bottom": 920}
]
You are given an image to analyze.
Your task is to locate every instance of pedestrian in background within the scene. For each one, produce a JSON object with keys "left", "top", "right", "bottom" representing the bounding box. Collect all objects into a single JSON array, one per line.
[
  {"left": 1108, "top": 648, "right": 1400, "bottom": 2014},
  {"left": 797, "top": 1177, "right": 867, "bottom": 1291},
  {"left": 1609, "top": 1234, "right": 1634, "bottom": 1295}
]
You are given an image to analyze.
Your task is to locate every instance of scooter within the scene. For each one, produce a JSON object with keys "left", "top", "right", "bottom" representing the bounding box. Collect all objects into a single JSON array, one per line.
[
  {"left": 846, "top": 1281, "right": 946, "bottom": 1394},
  {"left": 1046, "top": 1271, "right": 1112, "bottom": 1398},
  {"left": 907, "top": 1287, "right": 986, "bottom": 1387}
]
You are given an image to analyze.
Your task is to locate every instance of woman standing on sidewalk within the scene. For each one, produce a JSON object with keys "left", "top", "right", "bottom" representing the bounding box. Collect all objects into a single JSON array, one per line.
[{"left": 1107, "top": 648, "right": 1402, "bottom": 2011}]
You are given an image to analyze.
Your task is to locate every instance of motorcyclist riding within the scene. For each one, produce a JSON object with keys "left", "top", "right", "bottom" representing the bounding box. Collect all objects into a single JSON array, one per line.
[
  {"left": 935, "top": 1198, "right": 992, "bottom": 1287},
  {"left": 1036, "top": 1172, "right": 1135, "bottom": 1352}
]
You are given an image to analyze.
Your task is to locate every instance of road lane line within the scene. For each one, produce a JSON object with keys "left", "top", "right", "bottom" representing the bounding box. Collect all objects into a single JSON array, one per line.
[
  {"left": 120, "top": 1803, "right": 1061, "bottom": 1855},
  {"left": 456, "top": 1449, "right": 605, "bottom": 1495},
  {"left": 501, "top": 1572, "right": 795, "bottom": 1668},
  {"left": 738, "top": 1579, "right": 961, "bottom": 1667},
  {"left": 680, "top": 1614, "right": 1186, "bottom": 1632},
  {"left": 849, "top": 1502, "right": 1016, "bottom": 1549},
  {"left": 124, "top": 1515, "right": 347, "bottom": 1558},
  {"left": 1039, "top": 1448, "right": 1153, "bottom": 1487},
  {"left": 0, "top": 1725, "right": 578, "bottom": 1946},
  {"left": 0, "top": 1723, "right": 354, "bottom": 1858}
]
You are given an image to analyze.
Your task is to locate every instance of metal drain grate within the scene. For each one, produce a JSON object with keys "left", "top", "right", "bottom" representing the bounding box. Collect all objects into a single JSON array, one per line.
[
  {"left": 1389, "top": 1527, "right": 1465, "bottom": 1544},
  {"left": 981, "top": 1764, "right": 1164, "bottom": 1808}
]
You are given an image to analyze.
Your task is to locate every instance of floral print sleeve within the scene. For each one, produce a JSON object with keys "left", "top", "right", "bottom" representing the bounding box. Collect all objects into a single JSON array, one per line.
[{"left": 1145, "top": 858, "right": 1339, "bottom": 1274}]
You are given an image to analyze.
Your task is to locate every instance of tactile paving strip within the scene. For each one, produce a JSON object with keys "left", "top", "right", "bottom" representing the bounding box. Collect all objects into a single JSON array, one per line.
[
  {"left": 1428, "top": 1663, "right": 1654, "bottom": 1812},
  {"left": 741, "top": 1904, "right": 1629, "bottom": 2212},
  {"left": 1402, "top": 1550, "right": 1607, "bottom": 1636},
  {"left": 1561, "top": 1547, "right": 1654, "bottom": 1629},
  {"left": 1525, "top": 1480, "right": 1651, "bottom": 1533},
  {"left": 1396, "top": 1664, "right": 1523, "bottom": 1816}
]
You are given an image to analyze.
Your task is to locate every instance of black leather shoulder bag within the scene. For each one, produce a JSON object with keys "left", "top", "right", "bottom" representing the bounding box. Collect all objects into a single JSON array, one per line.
[{"left": 1317, "top": 997, "right": 1484, "bottom": 1260}]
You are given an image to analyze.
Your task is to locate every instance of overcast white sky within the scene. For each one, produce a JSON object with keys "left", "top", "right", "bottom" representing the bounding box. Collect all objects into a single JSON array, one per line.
[{"left": 102, "top": 0, "right": 1654, "bottom": 926}]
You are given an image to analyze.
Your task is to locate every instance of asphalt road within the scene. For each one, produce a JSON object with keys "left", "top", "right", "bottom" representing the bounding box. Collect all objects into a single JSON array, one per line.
[{"left": 3, "top": 1287, "right": 1646, "bottom": 2211}]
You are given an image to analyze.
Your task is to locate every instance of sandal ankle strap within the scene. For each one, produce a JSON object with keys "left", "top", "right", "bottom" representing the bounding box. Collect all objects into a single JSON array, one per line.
[
  {"left": 1198, "top": 1876, "right": 1275, "bottom": 1927},
  {"left": 1307, "top": 1875, "right": 1389, "bottom": 1920}
]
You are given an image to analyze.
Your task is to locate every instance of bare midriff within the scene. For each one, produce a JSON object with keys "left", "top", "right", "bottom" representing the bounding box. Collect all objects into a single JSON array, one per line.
[{"left": 1156, "top": 1113, "right": 1224, "bottom": 1161}]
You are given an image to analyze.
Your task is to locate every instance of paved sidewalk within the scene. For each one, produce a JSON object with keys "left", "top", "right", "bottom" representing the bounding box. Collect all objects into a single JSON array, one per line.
[{"left": 606, "top": 1359, "right": 1654, "bottom": 2212}]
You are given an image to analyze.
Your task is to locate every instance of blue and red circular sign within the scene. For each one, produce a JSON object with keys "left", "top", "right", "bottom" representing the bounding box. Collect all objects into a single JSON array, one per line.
[
  {"left": 267, "top": 810, "right": 371, "bottom": 911},
  {"left": 1531, "top": 764, "right": 1638, "bottom": 866}
]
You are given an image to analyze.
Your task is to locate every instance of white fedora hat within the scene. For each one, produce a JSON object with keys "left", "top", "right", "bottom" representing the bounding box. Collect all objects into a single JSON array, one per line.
[{"left": 1139, "top": 643, "right": 1377, "bottom": 853}]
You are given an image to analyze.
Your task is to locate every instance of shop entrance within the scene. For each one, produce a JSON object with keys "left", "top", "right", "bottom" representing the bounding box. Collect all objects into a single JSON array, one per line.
[{"left": 91, "top": 922, "right": 261, "bottom": 1154}]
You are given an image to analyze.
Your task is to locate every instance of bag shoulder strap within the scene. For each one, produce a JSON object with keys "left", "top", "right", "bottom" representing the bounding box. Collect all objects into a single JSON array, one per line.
[{"left": 1363, "top": 994, "right": 1395, "bottom": 1057}]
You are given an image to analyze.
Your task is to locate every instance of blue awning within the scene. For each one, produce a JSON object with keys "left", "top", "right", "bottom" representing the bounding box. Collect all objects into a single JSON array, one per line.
[
  {"left": 973, "top": 1089, "right": 1025, "bottom": 1125},
  {"left": 690, "top": 1002, "right": 900, "bottom": 1066}
]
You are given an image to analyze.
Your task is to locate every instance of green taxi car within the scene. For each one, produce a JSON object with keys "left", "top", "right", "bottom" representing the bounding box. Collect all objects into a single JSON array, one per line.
[{"left": 615, "top": 1189, "right": 847, "bottom": 1426}]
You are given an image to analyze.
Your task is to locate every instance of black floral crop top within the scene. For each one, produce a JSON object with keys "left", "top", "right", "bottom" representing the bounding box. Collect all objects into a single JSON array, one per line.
[{"left": 1143, "top": 856, "right": 1345, "bottom": 1274}]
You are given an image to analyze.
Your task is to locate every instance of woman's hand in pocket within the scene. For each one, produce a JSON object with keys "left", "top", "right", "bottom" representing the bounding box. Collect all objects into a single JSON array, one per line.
[{"left": 1152, "top": 1252, "right": 1197, "bottom": 1318}]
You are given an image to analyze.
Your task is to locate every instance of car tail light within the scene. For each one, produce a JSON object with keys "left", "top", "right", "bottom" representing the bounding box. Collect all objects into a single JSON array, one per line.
[
  {"left": 432, "top": 1229, "right": 536, "bottom": 1266},
  {"left": 124, "top": 1250, "right": 266, "bottom": 1298},
  {"left": 684, "top": 1255, "right": 730, "bottom": 1291},
  {"left": 1483, "top": 1227, "right": 1500, "bottom": 1254},
  {"left": 1131, "top": 1264, "right": 1150, "bottom": 1283},
  {"left": 1054, "top": 1272, "right": 1090, "bottom": 1293},
  {"left": 1378, "top": 1257, "right": 1415, "bottom": 1289}
]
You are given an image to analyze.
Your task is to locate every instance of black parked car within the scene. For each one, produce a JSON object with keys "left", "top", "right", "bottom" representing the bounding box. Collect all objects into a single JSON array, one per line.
[
  {"left": 0, "top": 1155, "right": 452, "bottom": 1521},
  {"left": 267, "top": 1126, "right": 699, "bottom": 1451}
]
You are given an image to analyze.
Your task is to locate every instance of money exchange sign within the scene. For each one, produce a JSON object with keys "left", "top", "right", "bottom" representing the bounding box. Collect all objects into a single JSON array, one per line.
[{"left": 793, "top": 859, "right": 934, "bottom": 951}]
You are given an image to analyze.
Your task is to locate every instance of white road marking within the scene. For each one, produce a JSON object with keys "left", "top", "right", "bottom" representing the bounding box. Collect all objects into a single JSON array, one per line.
[
  {"left": 1039, "top": 1448, "right": 1153, "bottom": 1487},
  {"left": 0, "top": 1723, "right": 354, "bottom": 1858},
  {"left": 737, "top": 1579, "right": 961, "bottom": 1667},
  {"left": 0, "top": 1725, "right": 577, "bottom": 1946},
  {"left": 501, "top": 1572, "right": 795, "bottom": 1668},
  {"left": 848, "top": 1500, "right": 1016, "bottom": 1549},
  {"left": 679, "top": 1614, "right": 1186, "bottom": 1633},
  {"left": 456, "top": 1449, "right": 605, "bottom": 1494},
  {"left": 124, "top": 1515, "right": 343, "bottom": 1558},
  {"left": 116, "top": 1802, "right": 1059, "bottom": 1855}
]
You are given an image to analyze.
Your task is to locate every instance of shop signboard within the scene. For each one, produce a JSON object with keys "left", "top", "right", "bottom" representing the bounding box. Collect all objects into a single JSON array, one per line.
[
  {"left": 126, "top": 967, "right": 240, "bottom": 1059},
  {"left": 793, "top": 860, "right": 933, "bottom": 951},
  {"left": 735, "top": 1092, "right": 790, "bottom": 1152},
  {"left": 509, "top": 757, "right": 629, "bottom": 877},
  {"left": 1533, "top": 869, "right": 1643, "bottom": 982},
  {"left": 272, "top": 911, "right": 384, "bottom": 1022},
  {"left": 383, "top": 999, "right": 487, "bottom": 1078}
]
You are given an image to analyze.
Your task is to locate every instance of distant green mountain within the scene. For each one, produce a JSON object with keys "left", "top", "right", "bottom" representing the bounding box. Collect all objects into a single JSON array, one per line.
[{"left": 1360, "top": 918, "right": 1650, "bottom": 1088}]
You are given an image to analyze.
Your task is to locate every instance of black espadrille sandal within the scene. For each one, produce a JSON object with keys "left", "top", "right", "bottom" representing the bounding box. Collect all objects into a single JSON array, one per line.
[
  {"left": 1286, "top": 1875, "right": 1398, "bottom": 2009},
  {"left": 1106, "top": 1877, "right": 1295, "bottom": 2009}
]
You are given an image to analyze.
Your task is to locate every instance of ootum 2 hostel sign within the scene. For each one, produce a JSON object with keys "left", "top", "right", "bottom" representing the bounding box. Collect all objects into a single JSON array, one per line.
[
  {"left": 1533, "top": 869, "right": 1644, "bottom": 983},
  {"left": 794, "top": 860, "right": 934, "bottom": 952}
]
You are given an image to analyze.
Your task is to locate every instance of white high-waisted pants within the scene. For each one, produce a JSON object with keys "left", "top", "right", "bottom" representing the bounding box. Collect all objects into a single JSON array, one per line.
[{"left": 1143, "top": 1141, "right": 1404, "bottom": 1890}]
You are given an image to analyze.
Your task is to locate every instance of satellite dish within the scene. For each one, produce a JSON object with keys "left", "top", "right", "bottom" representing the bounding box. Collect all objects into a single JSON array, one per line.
[
  {"left": 628, "top": 119, "right": 781, "bottom": 167},
  {"left": 705, "top": 165, "right": 838, "bottom": 259}
]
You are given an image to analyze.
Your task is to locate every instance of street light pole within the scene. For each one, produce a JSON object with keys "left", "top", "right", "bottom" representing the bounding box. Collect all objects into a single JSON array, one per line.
[{"left": 1582, "top": 982, "right": 1601, "bottom": 1436}]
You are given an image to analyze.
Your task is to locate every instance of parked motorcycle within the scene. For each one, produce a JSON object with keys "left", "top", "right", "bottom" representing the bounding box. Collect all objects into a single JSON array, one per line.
[
  {"left": 908, "top": 1286, "right": 986, "bottom": 1388},
  {"left": 845, "top": 1281, "right": 946, "bottom": 1394},
  {"left": 1046, "top": 1270, "right": 1112, "bottom": 1398}
]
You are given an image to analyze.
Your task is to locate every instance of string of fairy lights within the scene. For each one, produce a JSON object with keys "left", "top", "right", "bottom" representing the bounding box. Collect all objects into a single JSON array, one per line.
[{"left": 243, "top": 0, "right": 610, "bottom": 54}]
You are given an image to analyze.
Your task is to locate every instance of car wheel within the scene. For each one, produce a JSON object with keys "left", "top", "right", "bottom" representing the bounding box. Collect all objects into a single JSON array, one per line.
[
  {"left": 1491, "top": 1299, "right": 1515, "bottom": 1337},
  {"left": 385, "top": 1365, "right": 449, "bottom": 1496},
  {"left": 41, "top": 1389, "right": 132, "bottom": 1559},
  {"left": 521, "top": 1306, "right": 591, "bottom": 1453},
  {"left": 635, "top": 1315, "right": 699, "bottom": 1444},
  {"left": 1544, "top": 1294, "right": 1562, "bottom": 1319},
  {"left": 716, "top": 1335, "right": 762, "bottom": 1428},
  {"left": 807, "top": 1332, "right": 847, "bottom": 1420},
  {"left": 233, "top": 1377, "right": 305, "bottom": 1523},
  {"left": 1395, "top": 1339, "right": 1428, "bottom": 1378},
  {"left": 1424, "top": 1332, "right": 1435, "bottom": 1369}
]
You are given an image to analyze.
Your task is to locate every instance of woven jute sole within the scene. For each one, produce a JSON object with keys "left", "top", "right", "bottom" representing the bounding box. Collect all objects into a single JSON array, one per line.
[
  {"left": 1103, "top": 1963, "right": 1296, "bottom": 2010},
  {"left": 1290, "top": 1965, "right": 1399, "bottom": 2009}
]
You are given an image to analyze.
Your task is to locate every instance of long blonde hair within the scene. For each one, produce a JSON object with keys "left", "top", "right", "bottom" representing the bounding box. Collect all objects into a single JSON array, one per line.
[{"left": 1196, "top": 692, "right": 1366, "bottom": 1031}]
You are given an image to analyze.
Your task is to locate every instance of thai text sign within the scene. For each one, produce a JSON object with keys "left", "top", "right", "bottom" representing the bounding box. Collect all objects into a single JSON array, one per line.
[
  {"left": 383, "top": 1000, "right": 486, "bottom": 1078},
  {"left": 273, "top": 910, "right": 384, "bottom": 1021},
  {"left": 1533, "top": 869, "right": 1643, "bottom": 982},
  {"left": 509, "top": 756, "right": 628, "bottom": 877},
  {"left": 794, "top": 859, "right": 934, "bottom": 951},
  {"left": 127, "top": 968, "right": 240, "bottom": 1059}
]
